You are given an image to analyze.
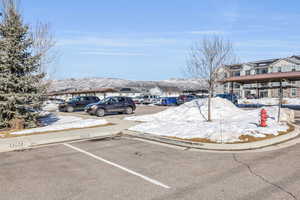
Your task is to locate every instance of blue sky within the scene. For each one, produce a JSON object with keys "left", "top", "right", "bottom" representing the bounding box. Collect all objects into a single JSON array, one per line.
[{"left": 22, "top": 0, "right": 300, "bottom": 80}]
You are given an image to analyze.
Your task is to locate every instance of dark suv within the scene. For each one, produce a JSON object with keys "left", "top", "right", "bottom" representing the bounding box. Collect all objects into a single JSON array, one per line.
[
  {"left": 58, "top": 96, "right": 100, "bottom": 112},
  {"left": 216, "top": 93, "right": 238, "bottom": 104},
  {"left": 177, "top": 95, "right": 198, "bottom": 105},
  {"left": 85, "top": 96, "right": 136, "bottom": 117}
]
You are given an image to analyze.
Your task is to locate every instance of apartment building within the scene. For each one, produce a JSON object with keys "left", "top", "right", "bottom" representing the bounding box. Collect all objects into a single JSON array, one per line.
[{"left": 221, "top": 55, "right": 300, "bottom": 98}]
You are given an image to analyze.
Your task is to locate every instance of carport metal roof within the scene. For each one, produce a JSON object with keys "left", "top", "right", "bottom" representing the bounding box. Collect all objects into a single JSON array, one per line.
[
  {"left": 222, "top": 71, "right": 300, "bottom": 84},
  {"left": 48, "top": 88, "right": 118, "bottom": 96}
]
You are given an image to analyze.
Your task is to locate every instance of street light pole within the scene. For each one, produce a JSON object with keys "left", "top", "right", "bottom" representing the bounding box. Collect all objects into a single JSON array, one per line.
[{"left": 278, "top": 79, "right": 283, "bottom": 122}]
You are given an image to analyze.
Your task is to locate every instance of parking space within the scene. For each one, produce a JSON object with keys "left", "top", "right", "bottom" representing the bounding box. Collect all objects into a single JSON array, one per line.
[{"left": 1, "top": 137, "right": 300, "bottom": 200}]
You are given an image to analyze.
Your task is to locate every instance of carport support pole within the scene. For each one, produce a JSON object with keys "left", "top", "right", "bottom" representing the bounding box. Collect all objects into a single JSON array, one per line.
[{"left": 278, "top": 79, "right": 283, "bottom": 122}]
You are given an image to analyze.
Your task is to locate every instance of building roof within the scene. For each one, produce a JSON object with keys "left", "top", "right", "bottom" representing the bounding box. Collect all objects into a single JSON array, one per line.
[
  {"left": 117, "top": 87, "right": 142, "bottom": 93},
  {"left": 226, "top": 55, "right": 300, "bottom": 69},
  {"left": 248, "top": 58, "right": 279, "bottom": 65},
  {"left": 182, "top": 89, "right": 209, "bottom": 93},
  {"left": 222, "top": 71, "right": 300, "bottom": 83},
  {"left": 48, "top": 88, "right": 118, "bottom": 96},
  {"left": 285, "top": 57, "right": 300, "bottom": 65}
]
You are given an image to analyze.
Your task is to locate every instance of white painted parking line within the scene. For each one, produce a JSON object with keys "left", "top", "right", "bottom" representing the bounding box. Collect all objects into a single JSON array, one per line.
[{"left": 63, "top": 143, "right": 171, "bottom": 189}]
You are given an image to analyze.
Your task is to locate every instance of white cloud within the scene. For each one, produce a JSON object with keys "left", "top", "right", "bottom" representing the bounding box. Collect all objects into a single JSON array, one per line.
[
  {"left": 57, "top": 36, "right": 178, "bottom": 47},
  {"left": 58, "top": 37, "right": 131, "bottom": 47},
  {"left": 236, "top": 40, "right": 300, "bottom": 49},
  {"left": 79, "top": 51, "right": 148, "bottom": 56},
  {"left": 188, "top": 30, "right": 226, "bottom": 35}
]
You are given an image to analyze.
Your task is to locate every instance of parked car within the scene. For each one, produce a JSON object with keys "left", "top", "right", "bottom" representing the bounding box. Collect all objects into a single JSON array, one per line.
[
  {"left": 177, "top": 95, "right": 198, "bottom": 105},
  {"left": 158, "top": 97, "right": 178, "bottom": 106},
  {"left": 85, "top": 96, "right": 136, "bottom": 117},
  {"left": 245, "top": 94, "right": 258, "bottom": 99},
  {"left": 58, "top": 96, "right": 100, "bottom": 112},
  {"left": 141, "top": 95, "right": 160, "bottom": 105},
  {"left": 132, "top": 96, "right": 144, "bottom": 104},
  {"left": 216, "top": 93, "right": 238, "bottom": 104}
]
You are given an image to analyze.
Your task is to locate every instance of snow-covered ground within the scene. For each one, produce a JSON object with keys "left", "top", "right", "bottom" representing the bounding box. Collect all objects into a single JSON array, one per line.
[
  {"left": 126, "top": 98, "right": 291, "bottom": 143},
  {"left": 238, "top": 98, "right": 300, "bottom": 105},
  {"left": 11, "top": 115, "right": 108, "bottom": 135},
  {"left": 42, "top": 101, "right": 59, "bottom": 112}
]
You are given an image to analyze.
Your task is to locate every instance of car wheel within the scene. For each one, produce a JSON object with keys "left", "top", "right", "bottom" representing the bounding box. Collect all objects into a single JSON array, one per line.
[
  {"left": 125, "top": 107, "right": 133, "bottom": 114},
  {"left": 96, "top": 108, "right": 105, "bottom": 117},
  {"left": 66, "top": 106, "right": 74, "bottom": 112}
]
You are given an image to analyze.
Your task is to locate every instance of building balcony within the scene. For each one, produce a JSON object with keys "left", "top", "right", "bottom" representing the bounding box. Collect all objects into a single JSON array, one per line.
[{"left": 222, "top": 71, "right": 300, "bottom": 84}]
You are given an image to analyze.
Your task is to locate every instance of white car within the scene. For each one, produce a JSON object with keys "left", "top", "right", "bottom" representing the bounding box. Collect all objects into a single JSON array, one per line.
[{"left": 141, "top": 95, "right": 160, "bottom": 105}]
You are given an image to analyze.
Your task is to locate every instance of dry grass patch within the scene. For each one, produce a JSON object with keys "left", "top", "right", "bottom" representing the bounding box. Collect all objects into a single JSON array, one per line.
[
  {"left": 282, "top": 100, "right": 288, "bottom": 104},
  {"left": 235, "top": 123, "right": 295, "bottom": 143},
  {"left": 165, "top": 123, "right": 295, "bottom": 144},
  {"left": 167, "top": 136, "right": 216, "bottom": 143},
  {"left": 243, "top": 100, "right": 251, "bottom": 104}
]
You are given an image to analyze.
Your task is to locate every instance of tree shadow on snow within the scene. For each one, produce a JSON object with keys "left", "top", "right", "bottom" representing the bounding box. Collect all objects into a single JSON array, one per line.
[{"left": 38, "top": 114, "right": 59, "bottom": 126}]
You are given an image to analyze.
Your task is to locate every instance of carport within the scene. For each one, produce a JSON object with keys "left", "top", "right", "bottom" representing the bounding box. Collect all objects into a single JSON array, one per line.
[
  {"left": 222, "top": 71, "right": 300, "bottom": 121},
  {"left": 48, "top": 88, "right": 118, "bottom": 100}
]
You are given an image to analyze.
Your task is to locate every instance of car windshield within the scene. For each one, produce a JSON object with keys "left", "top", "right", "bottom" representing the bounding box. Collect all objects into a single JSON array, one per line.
[{"left": 69, "top": 97, "right": 80, "bottom": 102}]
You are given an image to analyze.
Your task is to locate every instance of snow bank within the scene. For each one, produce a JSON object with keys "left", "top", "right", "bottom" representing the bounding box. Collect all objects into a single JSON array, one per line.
[
  {"left": 126, "top": 97, "right": 290, "bottom": 143},
  {"left": 11, "top": 115, "right": 108, "bottom": 135},
  {"left": 42, "top": 101, "right": 59, "bottom": 112},
  {"left": 238, "top": 98, "right": 300, "bottom": 105}
]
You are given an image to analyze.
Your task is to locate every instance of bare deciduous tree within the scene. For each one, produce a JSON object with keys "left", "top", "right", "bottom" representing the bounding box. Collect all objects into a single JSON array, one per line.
[
  {"left": 31, "top": 21, "right": 58, "bottom": 92},
  {"left": 31, "top": 21, "right": 56, "bottom": 74},
  {"left": 185, "top": 36, "right": 235, "bottom": 121}
]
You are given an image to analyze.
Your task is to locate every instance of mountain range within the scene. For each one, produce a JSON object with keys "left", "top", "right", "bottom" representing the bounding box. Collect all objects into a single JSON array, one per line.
[{"left": 48, "top": 77, "right": 208, "bottom": 93}]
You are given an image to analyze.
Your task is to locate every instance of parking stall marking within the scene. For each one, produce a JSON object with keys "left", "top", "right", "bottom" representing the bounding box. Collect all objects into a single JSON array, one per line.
[{"left": 63, "top": 143, "right": 171, "bottom": 189}]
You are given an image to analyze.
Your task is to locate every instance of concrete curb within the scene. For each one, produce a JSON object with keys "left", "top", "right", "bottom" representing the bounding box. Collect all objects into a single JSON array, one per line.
[
  {"left": 0, "top": 116, "right": 139, "bottom": 153},
  {"left": 0, "top": 129, "right": 119, "bottom": 153},
  {"left": 123, "top": 125, "right": 300, "bottom": 151}
]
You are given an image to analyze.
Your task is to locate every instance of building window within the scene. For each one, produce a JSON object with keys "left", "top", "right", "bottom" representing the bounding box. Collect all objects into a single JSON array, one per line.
[
  {"left": 278, "top": 67, "right": 282, "bottom": 72},
  {"left": 261, "top": 83, "right": 268, "bottom": 87},
  {"left": 234, "top": 83, "right": 240, "bottom": 88},
  {"left": 261, "top": 68, "right": 268, "bottom": 74},
  {"left": 291, "top": 88, "right": 297, "bottom": 96},
  {"left": 292, "top": 66, "right": 296, "bottom": 72},
  {"left": 245, "top": 70, "right": 250, "bottom": 75},
  {"left": 232, "top": 71, "right": 240, "bottom": 77},
  {"left": 260, "top": 91, "right": 268, "bottom": 98}
]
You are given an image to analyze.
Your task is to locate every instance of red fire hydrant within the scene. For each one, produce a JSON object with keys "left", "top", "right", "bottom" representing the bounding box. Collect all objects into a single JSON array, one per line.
[{"left": 260, "top": 108, "right": 268, "bottom": 127}]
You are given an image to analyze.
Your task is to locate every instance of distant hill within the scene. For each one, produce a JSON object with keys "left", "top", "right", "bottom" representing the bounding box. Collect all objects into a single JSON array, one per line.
[{"left": 48, "top": 77, "right": 208, "bottom": 93}]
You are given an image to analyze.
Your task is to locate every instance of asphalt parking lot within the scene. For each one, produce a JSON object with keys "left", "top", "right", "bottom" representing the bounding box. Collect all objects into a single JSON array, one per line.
[
  {"left": 1, "top": 137, "right": 300, "bottom": 200},
  {"left": 60, "top": 105, "right": 169, "bottom": 120}
]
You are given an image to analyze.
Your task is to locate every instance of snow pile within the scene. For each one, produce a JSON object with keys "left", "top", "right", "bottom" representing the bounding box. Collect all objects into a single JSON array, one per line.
[
  {"left": 42, "top": 101, "right": 59, "bottom": 112},
  {"left": 38, "top": 111, "right": 51, "bottom": 118},
  {"left": 11, "top": 115, "right": 108, "bottom": 135},
  {"left": 126, "top": 97, "right": 290, "bottom": 143},
  {"left": 238, "top": 98, "right": 300, "bottom": 105}
]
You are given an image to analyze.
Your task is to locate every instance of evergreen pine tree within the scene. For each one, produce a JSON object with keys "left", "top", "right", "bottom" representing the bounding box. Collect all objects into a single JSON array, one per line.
[{"left": 0, "top": 0, "right": 45, "bottom": 128}]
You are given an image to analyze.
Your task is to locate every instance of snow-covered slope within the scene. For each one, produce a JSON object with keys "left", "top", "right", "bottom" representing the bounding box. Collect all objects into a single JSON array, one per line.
[{"left": 48, "top": 77, "right": 207, "bottom": 92}]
